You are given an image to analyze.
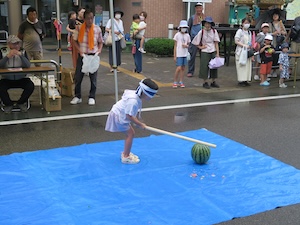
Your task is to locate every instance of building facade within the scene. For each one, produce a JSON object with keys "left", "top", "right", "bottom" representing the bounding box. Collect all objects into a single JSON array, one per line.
[{"left": 0, "top": 0, "right": 228, "bottom": 40}]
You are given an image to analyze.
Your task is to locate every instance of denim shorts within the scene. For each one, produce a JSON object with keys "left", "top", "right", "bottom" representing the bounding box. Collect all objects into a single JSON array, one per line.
[{"left": 176, "top": 57, "right": 187, "bottom": 67}]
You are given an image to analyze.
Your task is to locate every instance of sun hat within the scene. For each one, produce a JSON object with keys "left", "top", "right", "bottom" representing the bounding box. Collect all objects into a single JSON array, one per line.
[
  {"left": 281, "top": 42, "right": 289, "bottom": 49},
  {"left": 265, "top": 34, "right": 273, "bottom": 41},
  {"left": 195, "top": 2, "right": 203, "bottom": 7},
  {"left": 261, "top": 23, "right": 269, "bottom": 29},
  {"left": 202, "top": 16, "right": 215, "bottom": 26},
  {"left": 178, "top": 20, "right": 189, "bottom": 28},
  {"left": 114, "top": 7, "right": 124, "bottom": 17},
  {"left": 7, "top": 35, "right": 21, "bottom": 43}
]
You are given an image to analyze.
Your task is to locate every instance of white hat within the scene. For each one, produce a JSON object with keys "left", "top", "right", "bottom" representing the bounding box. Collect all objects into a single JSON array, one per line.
[
  {"left": 195, "top": 2, "right": 203, "bottom": 7},
  {"left": 261, "top": 23, "right": 269, "bottom": 29},
  {"left": 265, "top": 34, "right": 273, "bottom": 41},
  {"left": 178, "top": 20, "right": 189, "bottom": 28}
]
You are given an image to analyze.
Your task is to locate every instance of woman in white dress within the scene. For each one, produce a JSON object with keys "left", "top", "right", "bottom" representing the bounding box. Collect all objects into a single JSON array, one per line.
[{"left": 235, "top": 18, "right": 252, "bottom": 87}]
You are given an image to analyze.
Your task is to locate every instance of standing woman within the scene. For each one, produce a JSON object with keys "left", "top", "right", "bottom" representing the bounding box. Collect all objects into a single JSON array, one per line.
[
  {"left": 192, "top": 16, "right": 220, "bottom": 89},
  {"left": 235, "top": 18, "right": 252, "bottom": 87},
  {"left": 106, "top": 7, "right": 124, "bottom": 72},
  {"left": 268, "top": 9, "right": 287, "bottom": 77}
]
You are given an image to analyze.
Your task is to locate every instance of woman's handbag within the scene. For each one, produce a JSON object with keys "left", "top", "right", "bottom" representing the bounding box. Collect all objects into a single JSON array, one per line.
[
  {"left": 239, "top": 46, "right": 248, "bottom": 66},
  {"left": 103, "top": 31, "right": 112, "bottom": 46},
  {"left": 247, "top": 49, "right": 255, "bottom": 58},
  {"left": 120, "top": 37, "right": 127, "bottom": 49}
]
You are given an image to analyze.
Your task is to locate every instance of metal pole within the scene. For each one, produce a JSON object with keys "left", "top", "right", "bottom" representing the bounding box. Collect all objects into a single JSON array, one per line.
[
  {"left": 109, "top": 0, "right": 119, "bottom": 103},
  {"left": 187, "top": 2, "right": 191, "bottom": 21},
  {"left": 56, "top": 0, "right": 62, "bottom": 81}
]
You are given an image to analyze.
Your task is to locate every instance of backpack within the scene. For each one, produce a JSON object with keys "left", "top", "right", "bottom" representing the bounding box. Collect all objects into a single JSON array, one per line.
[
  {"left": 199, "top": 28, "right": 216, "bottom": 46},
  {"left": 290, "top": 24, "right": 300, "bottom": 40}
]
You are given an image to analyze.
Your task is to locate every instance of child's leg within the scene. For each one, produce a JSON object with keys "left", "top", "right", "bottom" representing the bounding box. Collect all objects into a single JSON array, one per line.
[
  {"left": 179, "top": 66, "right": 185, "bottom": 83},
  {"left": 174, "top": 66, "right": 181, "bottom": 82},
  {"left": 123, "top": 126, "right": 135, "bottom": 157},
  {"left": 140, "top": 36, "right": 145, "bottom": 49}
]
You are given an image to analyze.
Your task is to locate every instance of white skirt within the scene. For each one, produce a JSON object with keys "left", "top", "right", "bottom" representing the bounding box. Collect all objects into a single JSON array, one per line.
[{"left": 105, "top": 111, "right": 130, "bottom": 132}]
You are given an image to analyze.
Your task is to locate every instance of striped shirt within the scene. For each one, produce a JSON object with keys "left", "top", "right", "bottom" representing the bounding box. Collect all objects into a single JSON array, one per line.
[{"left": 74, "top": 24, "right": 103, "bottom": 54}]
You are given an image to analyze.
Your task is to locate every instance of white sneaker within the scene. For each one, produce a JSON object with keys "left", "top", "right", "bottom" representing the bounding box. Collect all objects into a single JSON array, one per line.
[
  {"left": 254, "top": 75, "right": 260, "bottom": 81},
  {"left": 121, "top": 153, "right": 140, "bottom": 164},
  {"left": 138, "top": 48, "right": 146, "bottom": 53},
  {"left": 279, "top": 83, "right": 287, "bottom": 88},
  {"left": 121, "top": 152, "right": 139, "bottom": 159},
  {"left": 70, "top": 97, "right": 82, "bottom": 105},
  {"left": 88, "top": 98, "right": 95, "bottom": 105}
]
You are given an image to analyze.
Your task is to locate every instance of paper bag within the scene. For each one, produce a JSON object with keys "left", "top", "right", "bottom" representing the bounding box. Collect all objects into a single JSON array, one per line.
[{"left": 61, "top": 67, "right": 75, "bottom": 97}]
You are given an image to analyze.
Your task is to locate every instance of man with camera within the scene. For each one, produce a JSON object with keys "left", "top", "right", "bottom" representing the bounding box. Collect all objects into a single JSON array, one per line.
[{"left": 18, "top": 6, "right": 46, "bottom": 67}]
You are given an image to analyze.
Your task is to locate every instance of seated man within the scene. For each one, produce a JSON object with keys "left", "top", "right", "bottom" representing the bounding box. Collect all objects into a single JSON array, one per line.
[{"left": 0, "top": 35, "right": 34, "bottom": 113}]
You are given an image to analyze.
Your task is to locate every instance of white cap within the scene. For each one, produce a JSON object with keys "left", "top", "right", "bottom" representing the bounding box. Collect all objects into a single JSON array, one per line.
[
  {"left": 265, "top": 34, "right": 273, "bottom": 41},
  {"left": 195, "top": 2, "right": 203, "bottom": 7},
  {"left": 261, "top": 23, "right": 269, "bottom": 29},
  {"left": 178, "top": 20, "right": 189, "bottom": 28}
]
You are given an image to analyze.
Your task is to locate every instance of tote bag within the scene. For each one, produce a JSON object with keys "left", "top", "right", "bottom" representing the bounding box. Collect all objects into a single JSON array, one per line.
[
  {"left": 238, "top": 47, "right": 248, "bottom": 66},
  {"left": 103, "top": 31, "right": 112, "bottom": 46}
]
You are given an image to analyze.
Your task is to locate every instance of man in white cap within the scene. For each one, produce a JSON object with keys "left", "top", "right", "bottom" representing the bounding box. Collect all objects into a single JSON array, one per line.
[
  {"left": 187, "top": 2, "right": 205, "bottom": 77},
  {"left": 0, "top": 35, "right": 34, "bottom": 113}
]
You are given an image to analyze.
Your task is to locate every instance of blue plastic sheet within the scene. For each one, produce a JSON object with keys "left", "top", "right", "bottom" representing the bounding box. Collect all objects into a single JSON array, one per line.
[{"left": 1, "top": 129, "right": 300, "bottom": 225}]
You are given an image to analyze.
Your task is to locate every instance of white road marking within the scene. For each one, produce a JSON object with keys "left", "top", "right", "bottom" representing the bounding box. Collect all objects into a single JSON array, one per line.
[{"left": 1, "top": 94, "right": 300, "bottom": 126}]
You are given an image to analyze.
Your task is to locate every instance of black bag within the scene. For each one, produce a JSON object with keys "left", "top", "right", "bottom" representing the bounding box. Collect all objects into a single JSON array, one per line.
[
  {"left": 247, "top": 49, "right": 255, "bottom": 58},
  {"left": 30, "top": 22, "right": 44, "bottom": 41},
  {"left": 290, "top": 25, "right": 300, "bottom": 40},
  {"left": 276, "top": 35, "right": 285, "bottom": 45}
]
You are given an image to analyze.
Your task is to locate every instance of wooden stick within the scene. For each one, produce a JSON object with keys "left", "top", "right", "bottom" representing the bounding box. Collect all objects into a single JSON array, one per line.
[{"left": 145, "top": 126, "right": 217, "bottom": 148}]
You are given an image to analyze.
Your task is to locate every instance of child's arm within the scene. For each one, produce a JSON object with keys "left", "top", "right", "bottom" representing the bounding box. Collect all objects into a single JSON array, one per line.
[
  {"left": 66, "top": 25, "right": 75, "bottom": 33},
  {"left": 259, "top": 45, "right": 270, "bottom": 54},
  {"left": 126, "top": 114, "right": 146, "bottom": 129},
  {"left": 173, "top": 41, "right": 177, "bottom": 61}
]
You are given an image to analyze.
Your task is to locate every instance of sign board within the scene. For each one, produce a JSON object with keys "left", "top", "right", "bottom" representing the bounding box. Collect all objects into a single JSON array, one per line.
[
  {"left": 102, "top": 11, "right": 110, "bottom": 27},
  {"left": 182, "top": 0, "right": 212, "bottom": 2}
]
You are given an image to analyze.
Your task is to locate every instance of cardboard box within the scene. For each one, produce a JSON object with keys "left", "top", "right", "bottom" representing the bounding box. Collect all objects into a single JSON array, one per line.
[
  {"left": 42, "top": 88, "right": 61, "bottom": 112},
  {"left": 61, "top": 67, "right": 75, "bottom": 97}
]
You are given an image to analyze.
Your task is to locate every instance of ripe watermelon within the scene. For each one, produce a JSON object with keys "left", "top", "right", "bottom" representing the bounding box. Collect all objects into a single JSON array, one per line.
[{"left": 191, "top": 144, "right": 210, "bottom": 164}]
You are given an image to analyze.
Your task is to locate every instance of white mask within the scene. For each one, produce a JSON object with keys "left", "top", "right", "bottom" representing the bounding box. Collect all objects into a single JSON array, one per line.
[
  {"left": 139, "top": 16, "right": 145, "bottom": 21},
  {"left": 115, "top": 14, "right": 121, "bottom": 19},
  {"left": 243, "top": 24, "right": 250, "bottom": 29},
  {"left": 181, "top": 28, "right": 187, "bottom": 33}
]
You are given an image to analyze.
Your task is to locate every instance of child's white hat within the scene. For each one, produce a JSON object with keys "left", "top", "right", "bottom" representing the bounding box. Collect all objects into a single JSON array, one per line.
[
  {"left": 265, "top": 34, "right": 273, "bottom": 41},
  {"left": 178, "top": 20, "right": 189, "bottom": 28}
]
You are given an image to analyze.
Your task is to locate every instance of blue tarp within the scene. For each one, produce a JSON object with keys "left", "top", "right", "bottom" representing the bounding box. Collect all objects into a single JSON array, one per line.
[{"left": 1, "top": 128, "right": 300, "bottom": 225}]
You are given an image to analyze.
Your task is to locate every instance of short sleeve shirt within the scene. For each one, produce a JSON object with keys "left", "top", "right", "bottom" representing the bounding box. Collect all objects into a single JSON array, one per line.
[{"left": 173, "top": 32, "right": 191, "bottom": 57}]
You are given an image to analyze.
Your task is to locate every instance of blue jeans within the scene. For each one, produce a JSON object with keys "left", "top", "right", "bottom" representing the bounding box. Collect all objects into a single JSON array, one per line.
[
  {"left": 133, "top": 39, "right": 142, "bottom": 73},
  {"left": 74, "top": 54, "right": 97, "bottom": 99}
]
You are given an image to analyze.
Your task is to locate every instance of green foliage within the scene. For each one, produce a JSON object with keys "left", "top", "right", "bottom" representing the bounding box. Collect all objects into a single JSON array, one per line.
[{"left": 145, "top": 38, "right": 174, "bottom": 56}]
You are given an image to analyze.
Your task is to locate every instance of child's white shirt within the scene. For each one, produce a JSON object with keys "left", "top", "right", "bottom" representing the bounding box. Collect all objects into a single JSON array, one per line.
[
  {"left": 173, "top": 32, "right": 191, "bottom": 57},
  {"left": 111, "top": 90, "right": 142, "bottom": 125},
  {"left": 138, "top": 21, "right": 147, "bottom": 36}
]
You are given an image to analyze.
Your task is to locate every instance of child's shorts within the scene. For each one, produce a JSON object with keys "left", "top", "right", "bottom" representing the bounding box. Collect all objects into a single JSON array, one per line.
[
  {"left": 176, "top": 57, "right": 187, "bottom": 67},
  {"left": 260, "top": 61, "right": 272, "bottom": 75},
  {"left": 135, "top": 34, "right": 143, "bottom": 39}
]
